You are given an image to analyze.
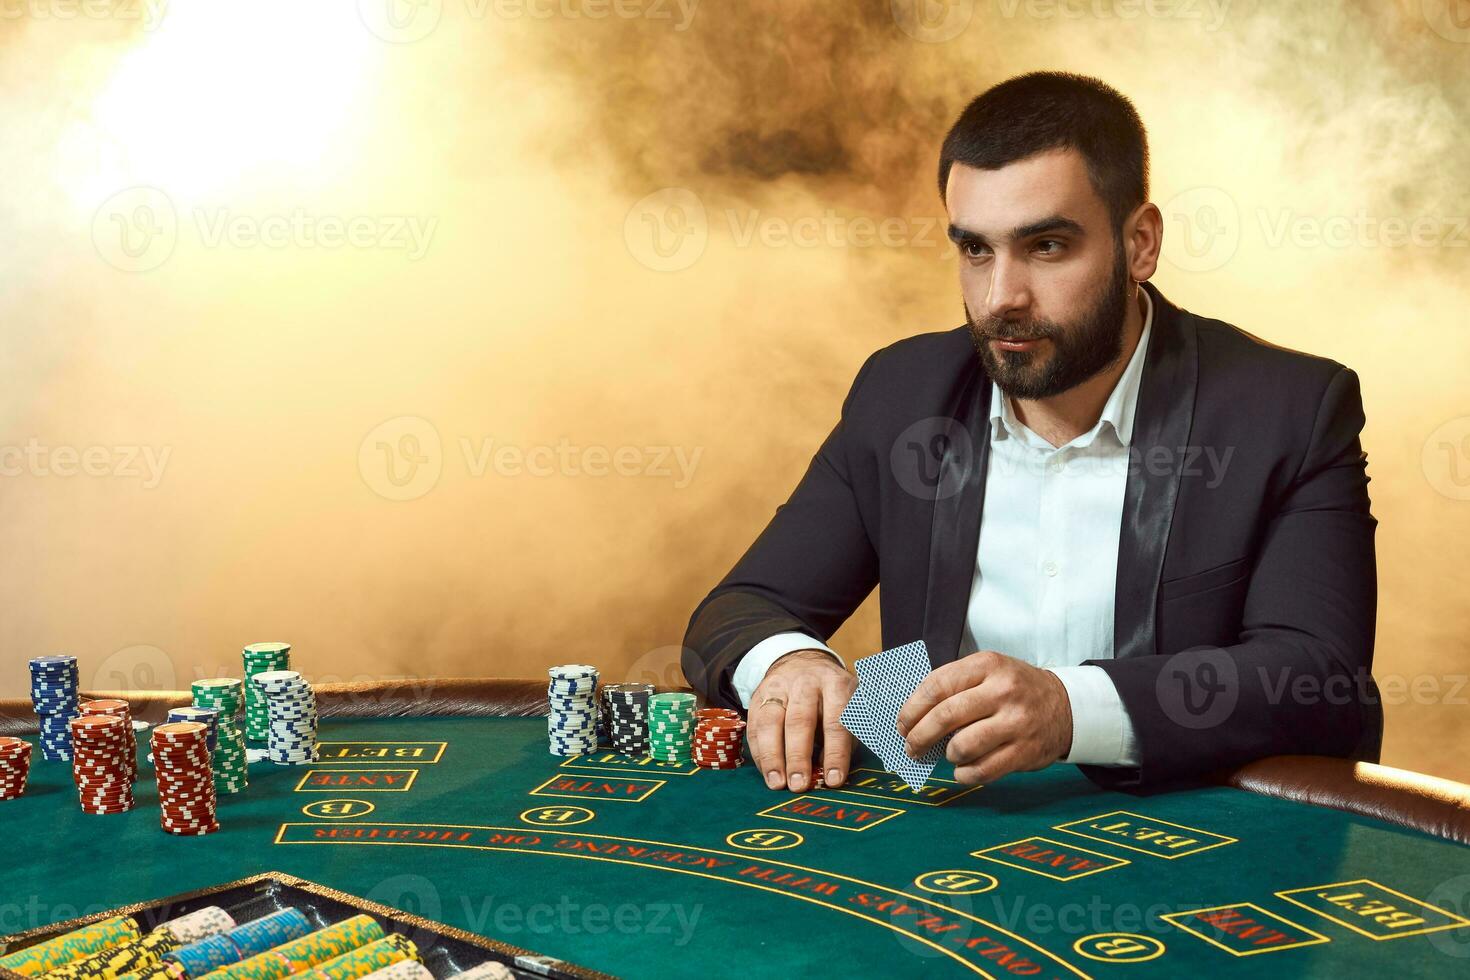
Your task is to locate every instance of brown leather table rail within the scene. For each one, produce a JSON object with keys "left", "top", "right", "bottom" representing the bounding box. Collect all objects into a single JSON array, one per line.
[{"left": 4, "top": 677, "right": 1467, "bottom": 846}]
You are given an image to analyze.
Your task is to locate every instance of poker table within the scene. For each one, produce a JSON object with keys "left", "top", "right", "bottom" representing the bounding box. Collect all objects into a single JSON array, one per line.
[{"left": 3, "top": 680, "right": 1469, "bottom": 979}]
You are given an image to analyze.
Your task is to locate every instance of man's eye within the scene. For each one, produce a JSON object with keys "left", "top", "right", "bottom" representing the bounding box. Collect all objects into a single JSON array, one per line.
[
  {"left": 1035, "top": 239, "right": 1064, "bottom": 255},
  {"left": 961, "top": 242, "right": 988, "bottom": 259}
]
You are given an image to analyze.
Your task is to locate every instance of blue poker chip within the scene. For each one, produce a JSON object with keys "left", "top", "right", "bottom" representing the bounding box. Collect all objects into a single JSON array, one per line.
[{"left": 166, "top": 934, "right": 239, "bottom": 974}]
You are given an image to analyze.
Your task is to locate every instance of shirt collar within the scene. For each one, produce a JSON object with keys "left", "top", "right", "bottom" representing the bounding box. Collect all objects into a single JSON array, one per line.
[{"left": 988, "top": 285, "right": 1154, "bottom": 448}]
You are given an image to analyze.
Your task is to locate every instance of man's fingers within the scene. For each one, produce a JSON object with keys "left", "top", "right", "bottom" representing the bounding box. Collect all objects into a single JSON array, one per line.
[
  {"left": 904, "top": 686, "right": 998, "bottom": 757},
  {"left": 820, "top": 676, "right": 855, "bottom": 787},
  {"left": 783, "top": 675, "right": 822, "bottom": 791},
  {"left": 953, "top": 741, "right": 1021, "bottom": 786},
  {"left": 945, "top": 714, "right": 1010, "bottom": 767},
  {"left": 749, "top": 683, "right": 789, "bottom": 790},
  {"left": 896, "top": 652, "right": 995, "bottom": 736}
]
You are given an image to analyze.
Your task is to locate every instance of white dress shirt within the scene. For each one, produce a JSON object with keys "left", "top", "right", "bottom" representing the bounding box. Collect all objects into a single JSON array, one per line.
[{"left": 732, "top": 289, "right": 1153, "bottom": 768}]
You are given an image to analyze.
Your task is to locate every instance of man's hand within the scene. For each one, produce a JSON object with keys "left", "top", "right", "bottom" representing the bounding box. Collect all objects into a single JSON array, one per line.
[
  {"left": 748, "top": 649, "right": 856, "bottom": 791},
  {"left": 896, "top": 651, "right": 1073, "bottom": 785}
]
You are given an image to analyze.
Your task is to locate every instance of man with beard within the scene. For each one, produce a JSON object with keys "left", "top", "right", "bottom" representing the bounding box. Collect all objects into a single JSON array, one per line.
[{"left": 682, "top": 71, "right": 1379, "bottom": 792}]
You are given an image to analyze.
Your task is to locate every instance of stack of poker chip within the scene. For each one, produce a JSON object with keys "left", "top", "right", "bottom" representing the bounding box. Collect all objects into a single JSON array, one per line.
[
  {"left": 150, "top": 722, "right": 219, "bottom": 835},
  {"left": 160, "top": 907, "right": 237, "bottom": 945},
  {"left": 359, "top": 963, "right": 432, "bottom": 980},
  {"left": 81, "top": 699, "right": 139, "bottom": 784},
  {"left": 44, "top": 927, "right": 181, "bottom": 980},
  {"left": 252, "top": 670, "right": 319, "bottom": 764},
  {"left": 241, "top": 642, "right": 292, "bottom": 742},
  {"left": 546, "top": 664, "right": 599, "bottom": 756},
  {"left": 300, "top": 935, "right": 418, "bottom": 980},
  {"left": 647, "top": 692, "right": 695, "bottom": 763},
  {"left": 0, "top": 736, "right": 33, "bottom": 800},
  {"left": 70, "top": 714, "right": 136, "bottom": 813},
  {"left": 164, "top": 910, "right": 310, "bottom": 978},
  {"left": 0, "top": 915, "right": 141, "bottom": 977},
  {"left": 191, "top": 679, "right": 249, "bottom": 793},
  {"left": 449, "top": 963, "right": 515, "bottom": 980},
  {"left": 119, "top": 963, "right": 186, "bottom": 980},
  {"left": 602, "top": 683, "right": 654, "bottom": 756},
  {"left": 692, "top": 708, "right": 747, "bottom": 769},
  {"left": 196, "top": 914, "right": 383, "bottom": 980},
  {"left": 29, "top": 654, "right": 82, "bottom": 761},
  {"left": 167, "top": 707, "right": 219, "bottom": 753}
]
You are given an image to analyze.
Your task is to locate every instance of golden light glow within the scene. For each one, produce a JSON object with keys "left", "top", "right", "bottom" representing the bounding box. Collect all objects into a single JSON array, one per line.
[{"left": 74, "top": 0, "right": 379, "bottom": 206}]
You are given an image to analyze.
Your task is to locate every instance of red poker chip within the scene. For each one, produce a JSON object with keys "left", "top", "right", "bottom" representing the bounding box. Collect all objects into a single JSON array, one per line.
[
  {"left": 81, "top": 698, "right": 131, "bottom": 712},
  {"left": 161, "top": 824, "right": 219, "bottom": 836},
  {"left": 160, "top": 813, "right": 217, "bottom": 825},
  {"left": 156, "top": 782, "right": 213, "bottom": 795},
  {"left": 160, "top": 808, "right": 216, "bottom": 819}
]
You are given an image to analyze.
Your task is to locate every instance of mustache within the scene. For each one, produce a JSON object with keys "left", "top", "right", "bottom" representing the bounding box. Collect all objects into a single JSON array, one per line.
[{"left": 970, "top": 320, "right": 1057, "bottom": 342}]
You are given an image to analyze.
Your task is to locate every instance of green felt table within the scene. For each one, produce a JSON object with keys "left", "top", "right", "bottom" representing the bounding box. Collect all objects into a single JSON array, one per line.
[{"left": 3, "top": 714, "right": 1469, "bottom": 978}]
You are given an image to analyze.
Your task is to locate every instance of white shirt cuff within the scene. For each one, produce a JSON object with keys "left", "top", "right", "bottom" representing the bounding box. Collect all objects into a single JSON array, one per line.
[
  {"left": 731, "top": 633, "right": 842, "bottom": 709},
  {"left": 1045, "top": 665, "right": 1140, "bottom": 767}
]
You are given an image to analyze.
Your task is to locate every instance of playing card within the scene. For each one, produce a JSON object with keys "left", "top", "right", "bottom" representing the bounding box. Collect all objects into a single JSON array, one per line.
[{"left": 841, "top": 640, "right": 949, "bottom": 790}]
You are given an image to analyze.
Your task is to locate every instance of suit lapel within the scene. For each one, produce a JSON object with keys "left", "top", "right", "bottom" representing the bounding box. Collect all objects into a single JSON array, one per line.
[
  {"left": 920, "top": 365, "right": 991, "bottom": 668},
  {"left": 1114, "top": 281, "right": 1198, "bottom": 659}
]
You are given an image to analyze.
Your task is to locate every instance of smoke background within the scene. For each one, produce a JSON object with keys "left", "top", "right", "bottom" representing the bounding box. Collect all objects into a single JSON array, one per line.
[{"left": 2, "top": 0, "right": 1468, "bottom": 780}]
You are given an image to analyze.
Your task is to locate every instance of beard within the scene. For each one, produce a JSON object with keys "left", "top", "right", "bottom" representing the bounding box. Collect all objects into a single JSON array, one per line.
[{"left": 966, "top": 241, "right": 1131, "bottom": 400}]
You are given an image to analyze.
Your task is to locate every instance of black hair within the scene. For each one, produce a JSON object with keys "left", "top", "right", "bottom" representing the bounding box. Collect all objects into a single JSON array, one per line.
[{"left": 938, "top": 71, "right": 1149, "bottom": 233}]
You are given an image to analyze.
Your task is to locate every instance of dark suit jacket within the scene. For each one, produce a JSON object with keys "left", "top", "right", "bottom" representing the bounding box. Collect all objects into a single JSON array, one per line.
[{"left": 682, "top": 281, "right": 1380, "bottom": 790}]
